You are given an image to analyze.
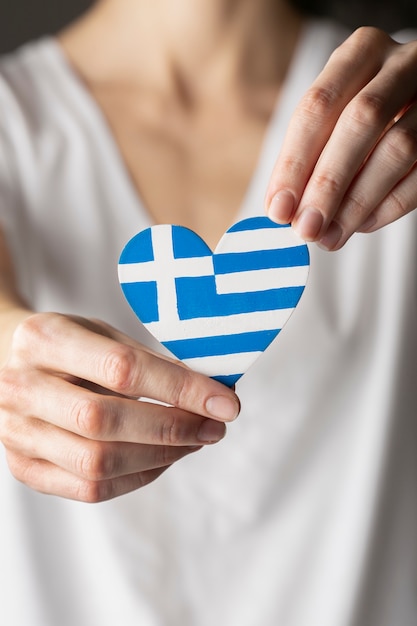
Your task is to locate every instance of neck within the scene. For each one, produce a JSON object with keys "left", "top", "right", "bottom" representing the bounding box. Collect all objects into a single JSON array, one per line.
[{"left": 60, "top": 0, "right": 304, "bottom": 100}]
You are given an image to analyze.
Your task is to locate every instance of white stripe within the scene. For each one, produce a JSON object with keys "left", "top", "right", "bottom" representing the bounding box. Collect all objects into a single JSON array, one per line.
[
  {"left": 145, "top": 308, "right": 293, "bottom": 342},
  {"left": 215, "top": 266, "right": 309, "bottom": 294},
  {"left": 217, "top": 227, "right": 305, "bottom": 254},
  {"left": 182, "top": 351, "right": 262, "bottom": 376},
  {"left": 149, "top": 226, "right": 179, "bottom": 324},
  {"left": 118, "top": 255, "right": 213, "bottom": 283}
]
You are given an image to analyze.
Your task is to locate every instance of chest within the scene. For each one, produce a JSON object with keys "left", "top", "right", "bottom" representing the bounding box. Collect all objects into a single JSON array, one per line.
[{"left": 93, "top": 92, "right": 275, "bottom": 248}]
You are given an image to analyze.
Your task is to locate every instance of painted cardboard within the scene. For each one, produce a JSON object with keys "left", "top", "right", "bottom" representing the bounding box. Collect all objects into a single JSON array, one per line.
[{"left": 118, "top": 217, "right": 309, "bottom": 386}]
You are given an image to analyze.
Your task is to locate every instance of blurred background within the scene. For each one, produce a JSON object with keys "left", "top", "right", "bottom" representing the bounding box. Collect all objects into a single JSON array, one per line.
[{"left": 0, "top": 0, "right": 416, "bottom": 54}]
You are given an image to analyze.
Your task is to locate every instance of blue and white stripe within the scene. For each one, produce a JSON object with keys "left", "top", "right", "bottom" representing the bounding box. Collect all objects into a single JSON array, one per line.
[{"left": 118, "top": 217, "right": 309, "bottom": 386}]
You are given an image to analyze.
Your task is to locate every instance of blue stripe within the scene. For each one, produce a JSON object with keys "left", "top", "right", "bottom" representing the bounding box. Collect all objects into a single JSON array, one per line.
[
  {"left": 214, "top": 245, "right": 309, "bottom": 274},
  {"left": 119, "top": 228, "right": 154, "bottom": 264},
  {"left": 212, "top": 373, "right": 242, "bottom": 387},
  {"left": 227, "top": 217, "right": 289, "bottom": 232},
  {"left": 163, "top": 329, "right": 280, "bottom": 359},
  {"left": 120, "top": 281, "right": 159, "bottom": 323},
  {"left": 176, "top": 276, "right": 305, "bottom": 319},
  {"left": 172, "top": 225, "right": 213, "bottom": 258}
]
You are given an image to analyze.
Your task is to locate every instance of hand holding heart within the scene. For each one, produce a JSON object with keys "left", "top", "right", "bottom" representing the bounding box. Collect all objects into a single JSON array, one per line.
[
  {"left": 0, "top": 313, "right": 240, "bottom": 502},
  {"left": 266, "top": 28, "right": 417, "bottom": 250},
  {"left": 0, "top": 217, "right": 307, "bottom": 503}
]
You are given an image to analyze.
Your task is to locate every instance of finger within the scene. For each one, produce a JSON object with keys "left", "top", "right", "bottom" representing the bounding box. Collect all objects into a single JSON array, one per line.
[
  {"left": 318, "top": 102, "right": 417, "bottom": 249},
  {"left": 80, "top": 317, "right": 179, "bottom": 364},
  {"left": 9, "top": 314, "right": 240, "bottom": 422},
  {"left": 6, "top": 449, "right": 168, "bottom": 503},
  {"left": 358, "top": 162, "right": 417, "bottom": 233},
  {"left": 2, "top": 413, "right": 202, "bottom": 479},
  {"left": 291, "top": 48, "right": 417, "bottom": 242},
  {"left": 0, "top": 369, "right": 227, "bottom": 444},
  {"left": 266, "top": 28, "right": 393, "bottom": 221}
]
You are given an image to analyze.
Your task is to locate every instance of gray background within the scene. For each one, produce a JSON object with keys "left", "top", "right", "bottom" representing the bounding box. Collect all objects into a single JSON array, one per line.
[
  {"left": 0, "top": 0, "right": 91, "bottom": 54},
  {"left": 0, "top": 0, "right": 416, "bottom": 55}
]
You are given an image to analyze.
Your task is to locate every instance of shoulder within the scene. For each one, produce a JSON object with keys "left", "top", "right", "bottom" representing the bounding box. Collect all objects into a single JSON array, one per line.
[
  {"left": 0, "top": 38, "right": 97, "bottom": 197},
  {"left": 0, "top": 39, "right": 60, "bottom": 129},
  {"left": 0, "top": 38, "right": 72, "bottom": 180},
  {"left": 0, "top": 38, "right": 96, "bottom": 233},
  {"left": 0, "top": 37, "right": 96, "bottom": 154},
  {"left": 0, "top": 40, "right": 62, "bottom": 203}
]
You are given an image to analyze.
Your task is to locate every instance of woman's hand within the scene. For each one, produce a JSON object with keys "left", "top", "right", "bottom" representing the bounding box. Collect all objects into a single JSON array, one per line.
[
  {"left": 0, "top": 313, "right": 240, "bottom": 502},
  {"left": 265, "top": 27, "right": 417, "bottom": 250}
]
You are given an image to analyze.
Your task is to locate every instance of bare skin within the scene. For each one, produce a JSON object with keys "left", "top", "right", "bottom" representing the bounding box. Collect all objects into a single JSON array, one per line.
[
  {"left": 59, "top": 0, "right": 303, "bottom": 248},
  {"left": 1, "top": 0, "right": 417, "bottom": 501}
]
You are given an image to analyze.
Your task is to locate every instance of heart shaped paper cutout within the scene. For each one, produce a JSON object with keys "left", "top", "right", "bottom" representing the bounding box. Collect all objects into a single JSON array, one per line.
[{"left": 118, "top": 217, "right": 309, "bottom": 386}]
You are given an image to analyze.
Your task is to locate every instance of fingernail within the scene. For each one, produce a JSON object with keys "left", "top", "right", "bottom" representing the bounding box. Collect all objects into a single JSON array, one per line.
[
  {"left": 205, "top": 395, "right": 240, "bottom": 421},
  {"left": 198, "top": 420, "right": 226, "bottom": 443},
  {"left": 358, "top": 213, "right": 377, "bottom": 233},
  {"left": 294, "top": 208, "right": 323, "bottom": 240},
  {"left": 317, "top": 221, "right": 343, "bottom": 251},
  {"left": 268, "top": 190, "right": 295, "bottom": 223}
]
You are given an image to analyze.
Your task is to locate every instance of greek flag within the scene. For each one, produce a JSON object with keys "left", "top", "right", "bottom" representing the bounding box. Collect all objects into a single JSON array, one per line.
[{"left": 118, "top": 217, "right": 309, "bottom": 386}]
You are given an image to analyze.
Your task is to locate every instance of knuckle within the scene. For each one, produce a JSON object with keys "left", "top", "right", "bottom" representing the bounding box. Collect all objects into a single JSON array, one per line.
[
  {"left": 158, "top": 448, "right": 173, "bottom": 467},
  {"left": 349, "top": 26, "right": 392, "bottom": 54},
  {"left": 102, "top": 345, "right": 137, "bottom": 393},
  {"left": 0, "top": 367, "right": 24, "bottom": 407},
  {"left": 280, "top": 155, "right": 307, "bottom": 179},
  {"left": 134, "top": 473, "right": 154, "bottom": 490},
  {"left": 329, "top": 28, "right": 387, "bottom": 74},
  {"left": 313, "top": 170, "right": 344, "bottom": 196},
  {"left": 74, "top": 442, "right": 116, "bottom": 481},
  {"left": 6, "top": 451, "right": 34, "bottom": 484},
  {"left": 76, "top": 471, "right": 154, "bottom": 503},
  {"left": 384, "top": 126, "right": 417, "bottom": 165},
  {"left": 301, "top": 84, "right": 343, "bottom": 120},
  {"left": 169, "top": 368, "right": 194, "bottom": 409},
  {"left": 76, "top": 479, "right": 111, "bottom": 504},
  {"left": 4, "top": 450, "right": 22, "bottom": 478},
  {"left": 10, "top": 312, "right": 56, "bottom": 355},
  {"left": 347, "top": 92, "right": 387, "bottom": 129},
  {"left": 155, "top": 445, "right": 180, "bottom": 467},
  {"left": 343, "top": 192, "right": 369, "bottom": 222},
  {"left": 71, "top": 396, "right": 108, "bottom": 439},
  {"left": 0, "top": 410, "right": 18, "bottom": 447},
  {"left": 388, "top": 189, "right": 409, "bottom": 217},
  {"left": 158, "top": 411, "right": 187, "bottom": 446}
]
